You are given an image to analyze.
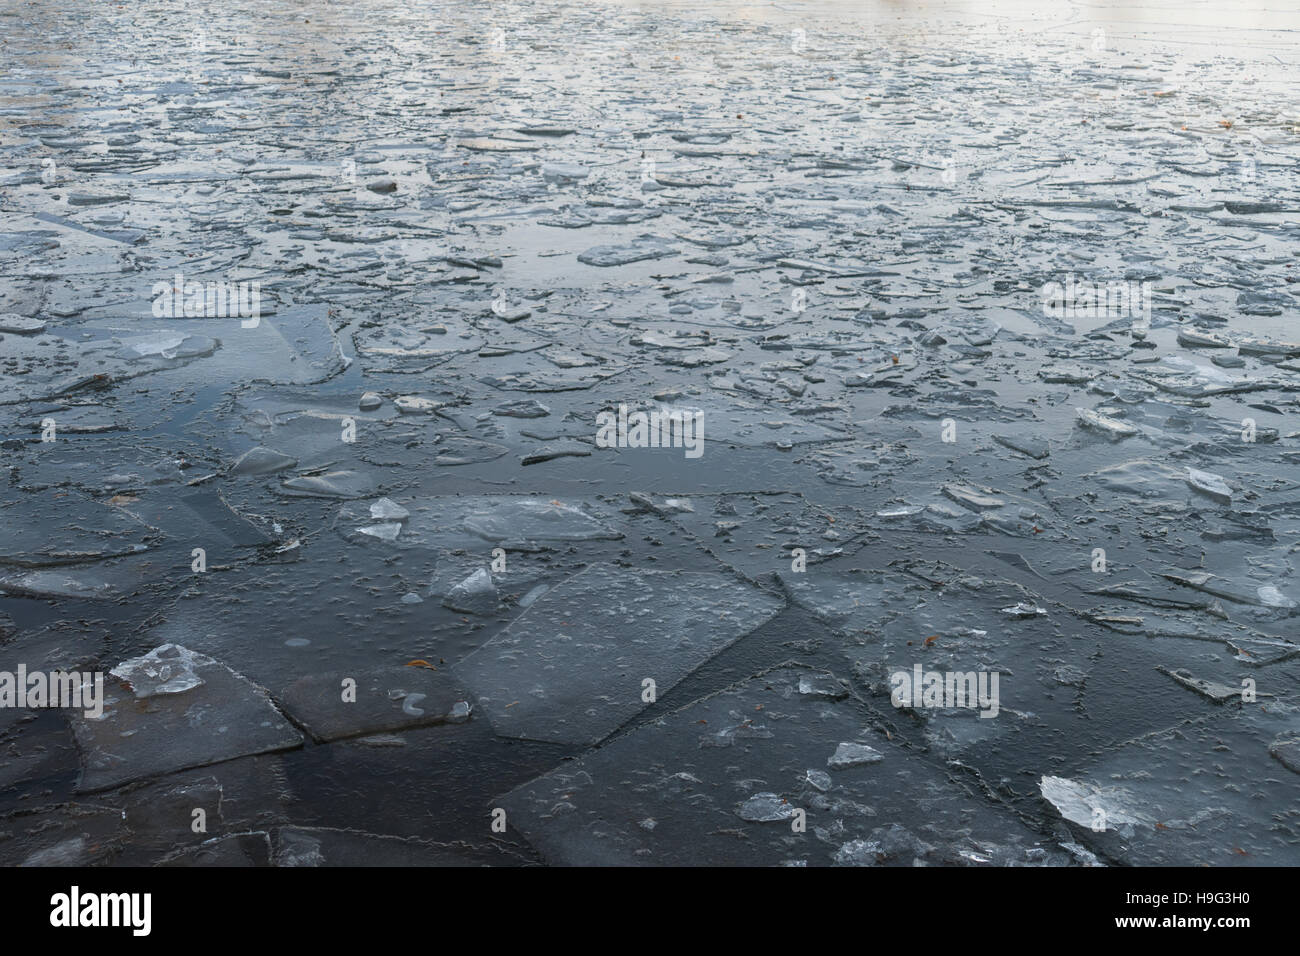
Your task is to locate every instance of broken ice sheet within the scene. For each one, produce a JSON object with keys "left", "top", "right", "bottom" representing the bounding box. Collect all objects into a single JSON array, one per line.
[
  {"left": 1162, "top": 569, "right": 1297, "bottom": 613},
  {"left": 520, "top": 440, "right": 592, "bottom": 466},
  {"left": 230, "top": 446, "right": 298, "bottom": 476},
  {"left": 1131, "top": 356, "right": 1266, "bottom": 398},
  {"left": 576, "top": 235, "right": 678, "bottom": 267},
  {"left": 217, "top": 398, "right": 391, "bottom": 472},
  {"left": 0, "top": 314, "right": 46, "bottom": 334},
  {"left": 111, "top": 643, "right": 206, "bottom": 698},
  {"left": 1040, "top": 703, "right": 1300, "bottom": 864},
  {"left": 279, "top": 666, "right": 472, "bottom": 743},
  {"left": 7, "top": 0, "right": 1300, "bottom": 868},
  {"left": 457, "top": 137, "right": 542, "bottom": 153},
  {"left": 1085, "top": 458, "right": 1188, "bottom": 499},
  {"left": 455, "top": 564, "right": 783, "bottom": 746},
  {"left": 357, "top": 522, "right": 402, "bottom": 542},
  {"left": 496, "top": 666, "right": 1070, "bottom": 866},
  {"left": 353, "top": 316, "right": 484, "bottom": 371},
  {"left": 0, "top": 551, "right": 185, "bottom": 602},
  {"left": 70, "top": 645, "right": 302, "bottom": 792},
  {"left": 1156, "top": 666, "right": 1252, "bottom": 703},
  {"left": 0, "top": 327, "right": 218, "bottom": 404},
  {"left": 737, "top": 792, "right": 799, "bottom": 823},
  {"left": 113, "top": 330, "right": 216, "bottom": 361},
  {"left": 828, "top": 742, "right": 884, "bottom": 768},
  {"left": 650, "top": 492, "right": 874, "bottom": 579},
  {"left": 369, "top": 498, "right": 409, "bottom": 521},
  {"left": 442, "top": 567, "right": 499, "bottom": 614},
  {"left": 272, "top": 826, "right": 526, "bottom": 867},
  {"left": 0, "top": 490, "right": 152, "bottom": 566},
  {"left": 113, "top": 775, "right": 226, "bottom": 861},
  {"left": 35, "top": 308, "right": 352, "bottom": 400},
  {"left": 1039, "top": 776, "right": 1153, "bottom": 833},
  {"left": 279, "top": 470, "right": 377, "bottom": 499},
  {"left": 1075, "top": 407, "right": 1139, "bottom": 439},
  {"left": 159, "top": 832, "right": 273, "bottom": 867},
  {"left": 478, "top": 348, "right": 626, "bottom": 392},
  {"left": 1185, "top": 467, "right": 1232, "bottom": 503},
  {"left": 3, "top": 804, "right": 129, "bottom": 867},
  {"left": 0, "top": 704, "right": 80, "bottom": 794},
  {"left": 336, "top": 495, "right": 624, "bottom": 553},
  {"left": 774, "top": 566, "right": 1088, "bottom": 757},
  {"left": 992, "top": 433, "right": 1050, "bottom": 460},
  {"left": 1081, "top": 577, "right": 1299, "bottom": 663}
]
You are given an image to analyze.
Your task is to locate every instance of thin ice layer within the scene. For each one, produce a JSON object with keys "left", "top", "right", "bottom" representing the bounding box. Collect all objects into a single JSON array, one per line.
[
  {"left": 497, "top": 666, "right": 1072, "bottom": 866},
  {"left": 456, "top": 563, "right": 783, "bottom": 745},
  {"left": 70, "top": 645, "right": 302, "bottom": 792}
]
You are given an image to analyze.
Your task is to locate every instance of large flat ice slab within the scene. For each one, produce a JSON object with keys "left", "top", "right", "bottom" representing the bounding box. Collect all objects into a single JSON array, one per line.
[
  {"left": 279, "top": 666, "right": 473, "bottom": 743},
  {"left": 456, "top": 563, "right": 783, "bottom": 745},
  {"left": 497, "top": 666, "right": 1072, "bottom": 866},
  {"left": 70, "top": 644, "right": 303, "bottom": 792}
]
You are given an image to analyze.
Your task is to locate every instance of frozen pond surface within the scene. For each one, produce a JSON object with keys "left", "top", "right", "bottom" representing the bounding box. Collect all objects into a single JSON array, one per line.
[{"left": 0, "top": 0, "right": 1298, "bottom": 865}]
